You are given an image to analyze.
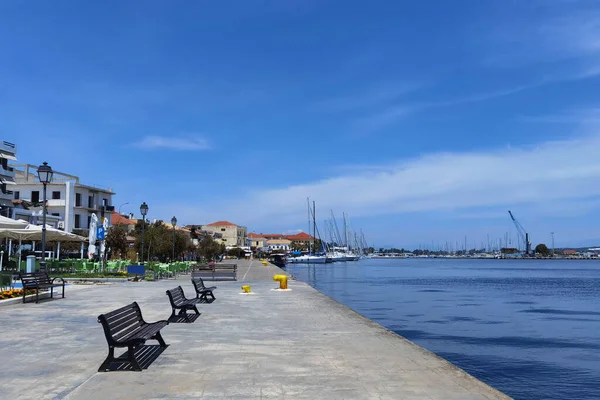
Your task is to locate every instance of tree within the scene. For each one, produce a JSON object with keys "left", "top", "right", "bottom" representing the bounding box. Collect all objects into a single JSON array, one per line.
[
  {"left": 106, "top": 224, "right": 129, "bottom": 259},
  {"left": 198, "top": 235, "right": 224, "bottom": 261},
  {"left": 535, "top": 243, "right": 550, "bottom": 256},
  {"left": 227, "top": 247, "right": 246, "bottom": 259},
  {"left": 133, "top": 220, "right": 194, "bottom": 262}
]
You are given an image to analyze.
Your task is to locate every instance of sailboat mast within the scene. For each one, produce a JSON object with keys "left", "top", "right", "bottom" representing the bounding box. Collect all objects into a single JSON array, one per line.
[
  {"left": 343, "top": 212, "right": 348, "bottom": 250},
  {"left": 307, "top": 197, "right": 311, "bottom": 254},
  {"left": 313, "top": 200, "right": 316, "bottom": 254}
]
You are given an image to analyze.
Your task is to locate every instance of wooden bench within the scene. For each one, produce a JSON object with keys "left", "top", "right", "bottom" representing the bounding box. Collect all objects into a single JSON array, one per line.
[
  {"left": 191, "top": 263, "right": 237, "bottom": 281},
  {"left": 97, "top": 302, "right": 168, "bottom": 372},
  {"left": 166, "top": 286, "right": 202, "bottom": 321},
  {"left": 19, "top": 271, "right": 66, "bottom": 304},
  {"left": 191, "top": 277, "right": 216, "bottom": 301}
]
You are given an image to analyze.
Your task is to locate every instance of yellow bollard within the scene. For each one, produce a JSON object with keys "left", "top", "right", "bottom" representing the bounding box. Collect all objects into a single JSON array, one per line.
[
  {"left": 242, "top": 285, "right": 251, "bottom": 293},
  {"left": 261, "top": 261, "right": 268, "bottom": 266},
  {"left": 273, "top": 274, "right": 288, "bottom": 290}
]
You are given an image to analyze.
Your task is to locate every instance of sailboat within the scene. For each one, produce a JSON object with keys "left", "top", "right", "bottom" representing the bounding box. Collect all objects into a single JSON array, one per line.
[{"left": 286, "top": 199, "right": 327, "bottom": 264}]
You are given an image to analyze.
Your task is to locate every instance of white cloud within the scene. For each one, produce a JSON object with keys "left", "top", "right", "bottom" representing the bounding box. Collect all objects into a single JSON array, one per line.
[
  {"left": 190, "top": 132, "right": 600, "bottom": 226},
  {"left": 358, "top": 84, "right": 537, "bottom": 131},
  {"left": 132, "top": 136, "right": 210, "bottom": 151},
  {"left": 316, "top": 82, "right": 421, "bottom": 113}
]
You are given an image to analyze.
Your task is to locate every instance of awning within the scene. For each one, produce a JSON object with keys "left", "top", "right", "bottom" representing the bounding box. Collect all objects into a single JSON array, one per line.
[
  {"left": 0, "top": 153, "right": 16, "bottom": 161},
  {"left": 1, "top": 176, "right": 16, "bottom": 185},
  {"left": 0, "top": 199, "right": 14, "bottom": 207}
]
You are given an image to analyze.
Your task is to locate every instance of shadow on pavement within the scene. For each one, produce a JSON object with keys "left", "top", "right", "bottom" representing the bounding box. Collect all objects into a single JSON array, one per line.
[
  {"left": 168, "top": 313, "right": 200, "bottom": 324},
  {"left": 104, "top": 344, "right": 169, "bottom": 371}
]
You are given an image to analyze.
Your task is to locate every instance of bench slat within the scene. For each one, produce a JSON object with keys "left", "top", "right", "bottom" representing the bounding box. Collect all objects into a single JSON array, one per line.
[
  {"left": 109, "top": 314, "right": 143, "bottom": 337},
  {"left": 97, "top": 302, "right": 168, "bottom": 372}
]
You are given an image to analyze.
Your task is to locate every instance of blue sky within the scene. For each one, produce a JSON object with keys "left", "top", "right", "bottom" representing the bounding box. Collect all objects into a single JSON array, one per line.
[{"left": 1, "top": 0, "right": 600, "bottom": 248}]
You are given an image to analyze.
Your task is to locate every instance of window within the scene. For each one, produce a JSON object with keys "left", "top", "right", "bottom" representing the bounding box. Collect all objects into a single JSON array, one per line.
[
  {"left": 31, "top": 191, "right": 39, "bottom": 203},
  {"left": 87, "top": 215, "right": 91, "bottom": 229},
  {"left": 52, "top": 191, "right": 60, "bottom": 200},
  {"left": 88, "top": 195, "right": 93, "bottom": 208},
  {"left": 51, "top": 213, "right": 59, "bottom": 217},
  {"left": 103, "top": 198, "right": 108, "bottom": 207},
  {"left": 74, "top": 214, "right": 81, "bottom": 229},
  {"left": 221, "top": 228, "right": 226, "bottom": 232},
  {"left": 14, "top": 191, "right": 19, "bottom": 200},
  {"left": 75, "top": 193, "right": 81, "bottom": 207}
]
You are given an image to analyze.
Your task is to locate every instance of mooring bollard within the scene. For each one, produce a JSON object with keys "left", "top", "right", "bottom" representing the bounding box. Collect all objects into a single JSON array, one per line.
[
  {"left": 273, "top": 274, "right": 288, "bottom": 290},
  {"left": 242, "top": 285, "right": 251, "bottom": 293}
]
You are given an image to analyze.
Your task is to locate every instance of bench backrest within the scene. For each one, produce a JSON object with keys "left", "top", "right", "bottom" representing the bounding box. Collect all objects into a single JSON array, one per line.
[
  {"left": 19, "top": 272, "right": 52, "bottom": 288},
  {"left": 214, "top": 263, "right": 237, "bottom": 271},
  {"left": 191, "top": 278, "right": 206, "bottom": 291},
  {"left": 97, "top": 302, "right": 144, "bottom": 345},
  {"left": 166, "top": 286, "right": 186, "bottom": 307}
]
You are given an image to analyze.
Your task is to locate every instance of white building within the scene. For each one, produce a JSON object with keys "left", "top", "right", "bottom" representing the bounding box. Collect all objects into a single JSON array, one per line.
[
  {"left": 12, "top": 164, "right": 115, "bottom": 233},
  {"left": 201, "top": 221, "right": 248, "bottom": 247},
  {"left": 0, "top": 141, "right": 17, "bottom": 217},
  {"left": 266, "top": 239, "right": 291, "bottom": 252}
]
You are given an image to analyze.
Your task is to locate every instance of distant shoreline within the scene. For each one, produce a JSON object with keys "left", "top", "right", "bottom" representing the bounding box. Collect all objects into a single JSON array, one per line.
[{"left": 370, "top": 256, "right": 599, "bottom": 260}]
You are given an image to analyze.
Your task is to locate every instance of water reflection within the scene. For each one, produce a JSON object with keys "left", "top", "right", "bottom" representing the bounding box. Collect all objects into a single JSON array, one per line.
[{"left": 284, "top": 258, "right": 600, "bottom": 400}]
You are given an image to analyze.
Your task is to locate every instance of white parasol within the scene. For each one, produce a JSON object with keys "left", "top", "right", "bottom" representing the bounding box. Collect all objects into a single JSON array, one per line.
[{"left": 88, "top": 213, "right": 98, "bottom": 260}]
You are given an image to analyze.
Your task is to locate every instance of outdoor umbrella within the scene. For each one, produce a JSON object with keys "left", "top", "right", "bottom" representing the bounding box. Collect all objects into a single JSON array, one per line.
[
  {"left": 0, "top": 224, "right": 87, "bottom": 266},
  {"left": 88, "top": 213, "right": 98, "bottom": 260},
  {"left": 0, "top": 215, "right": 28, "bottom": 229}
]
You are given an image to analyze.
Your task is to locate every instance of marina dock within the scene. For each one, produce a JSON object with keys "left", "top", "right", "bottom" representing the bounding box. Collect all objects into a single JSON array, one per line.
[{"left": 0, "top": 260, "right": 510, "bottom": 399}]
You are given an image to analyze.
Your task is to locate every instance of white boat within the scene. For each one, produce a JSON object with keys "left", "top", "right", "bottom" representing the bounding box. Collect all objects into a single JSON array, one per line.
[
  {"left": 287, "top": 255, "right": 328, "bottom": 264},
  {"left": 327, "top": 251, "right": 347, "bottom": 262}
]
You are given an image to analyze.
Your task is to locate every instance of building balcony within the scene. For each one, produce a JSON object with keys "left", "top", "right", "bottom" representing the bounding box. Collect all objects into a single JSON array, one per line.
[
  {"left": 0, "top": 165, "right": 15, "bottom": 178},
  {"left": 75, "top": 204, "right": 97, "bottom": 211},
  {"left": 47, "top": 199, "right": 66, "bottom": 207},
  {"left": 0, "top": 141, "right": 17, "bottom": 157}
]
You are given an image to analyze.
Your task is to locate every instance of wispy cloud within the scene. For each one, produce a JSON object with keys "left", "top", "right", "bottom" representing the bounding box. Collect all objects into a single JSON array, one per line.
[
  {"left": 358, "top": 84, "right": 534, "bottom": 131},
  {"left": 316, "top": 82, "right": 421, "bottom": 113},
  {"left": 132, "top": 136, "right": 211, "bottom": 151},
  {"left": 486, "top": 4, "right": 600, "bottom": 72},
  {"left": 520, "top": 107, "right": 600, "bottom": 124},
  {"left": 183, "top": 131, "right": 600, "bottom": 226}
]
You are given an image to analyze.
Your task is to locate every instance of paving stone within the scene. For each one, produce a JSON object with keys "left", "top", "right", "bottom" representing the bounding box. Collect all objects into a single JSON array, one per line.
[{"left": 0, "top": 259, "right": 511, "bottom": 399}]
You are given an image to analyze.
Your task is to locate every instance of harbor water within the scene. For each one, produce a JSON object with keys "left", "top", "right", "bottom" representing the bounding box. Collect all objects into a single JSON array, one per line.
[{"left": 283, "top": 258, "right": 600, "bottom": 400}]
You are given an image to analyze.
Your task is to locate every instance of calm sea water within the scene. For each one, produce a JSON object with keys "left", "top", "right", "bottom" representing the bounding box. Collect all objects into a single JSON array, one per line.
[{"left": 283, "top": 258, "right": 600, "bottom": 400}]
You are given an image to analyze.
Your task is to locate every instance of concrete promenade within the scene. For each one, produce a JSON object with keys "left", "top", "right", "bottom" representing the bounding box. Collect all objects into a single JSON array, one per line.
[{"left": 0, "top": 260, "right": 510, "bottom": 399}]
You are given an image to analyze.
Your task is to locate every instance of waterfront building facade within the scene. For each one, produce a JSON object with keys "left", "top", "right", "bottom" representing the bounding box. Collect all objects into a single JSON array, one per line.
[
  {"left": 0, "top": 141, "right": 17, "bottom": 217},
  {"left": 266, "top": 239, "right": 291, "bottom": 251},
  {"left": 201, "top": 221, "right": 247, "bottom": 247},
  {"left": 12, "top": 164, "right": 114, "bottom": 233}
]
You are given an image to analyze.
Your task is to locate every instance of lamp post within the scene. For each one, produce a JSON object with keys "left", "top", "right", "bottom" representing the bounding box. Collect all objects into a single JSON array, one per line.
[
  {"left": 551, "top": 232, "right": 555, "bottom": 257},
  {"left": 140, "top": 202, "right": 148, "bottom": 265},
  {"left": 171, "top": 216, "right": 177, "bottom": 262},
  {"left": 118, "top": 202, "right": 129, "bottom": 215},
  {"left": 37, "top": 162, "right": 53, "bottom": 269}
]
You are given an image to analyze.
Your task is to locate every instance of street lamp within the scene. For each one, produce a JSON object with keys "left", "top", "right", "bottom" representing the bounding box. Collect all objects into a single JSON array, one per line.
[
  {"left": 37, "top": 162, "right": 53, "bottom": 269},
  {"left": 171, "top": 216, "right": 177, "bottom": 262},
  {"left": 551, "top": 232, "right": 555, "bottom": 257},
  {"left": 140, "top": 202, "right": 148, "bottom": 265},
  {"left": 118, "top": 202, "right": 129, "bottom": 215}
]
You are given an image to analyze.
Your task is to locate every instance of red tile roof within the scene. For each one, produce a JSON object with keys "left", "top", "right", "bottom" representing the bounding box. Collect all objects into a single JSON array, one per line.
[
  {"left": 284, "top": 232, "right": 314, "bottom": 241},
  {"left": 112, "top": 212, "right": 136, "bottom": 226},
  {"left": 248, "top": 231, "right": 314, "bottom": 241},
  {"left": 207, "top": 220, "right": 237, "bottom": 227}
]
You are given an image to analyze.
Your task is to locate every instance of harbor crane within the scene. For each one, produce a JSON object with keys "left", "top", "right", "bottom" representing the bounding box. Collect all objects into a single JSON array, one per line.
[{"left": 508, "top": 210, "right": 532, "bottom": 256}]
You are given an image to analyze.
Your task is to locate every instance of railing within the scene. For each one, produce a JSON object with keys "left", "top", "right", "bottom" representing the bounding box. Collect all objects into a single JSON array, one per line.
[{"left": 0, "top": 165, "right": 15, "bottom": 177}]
